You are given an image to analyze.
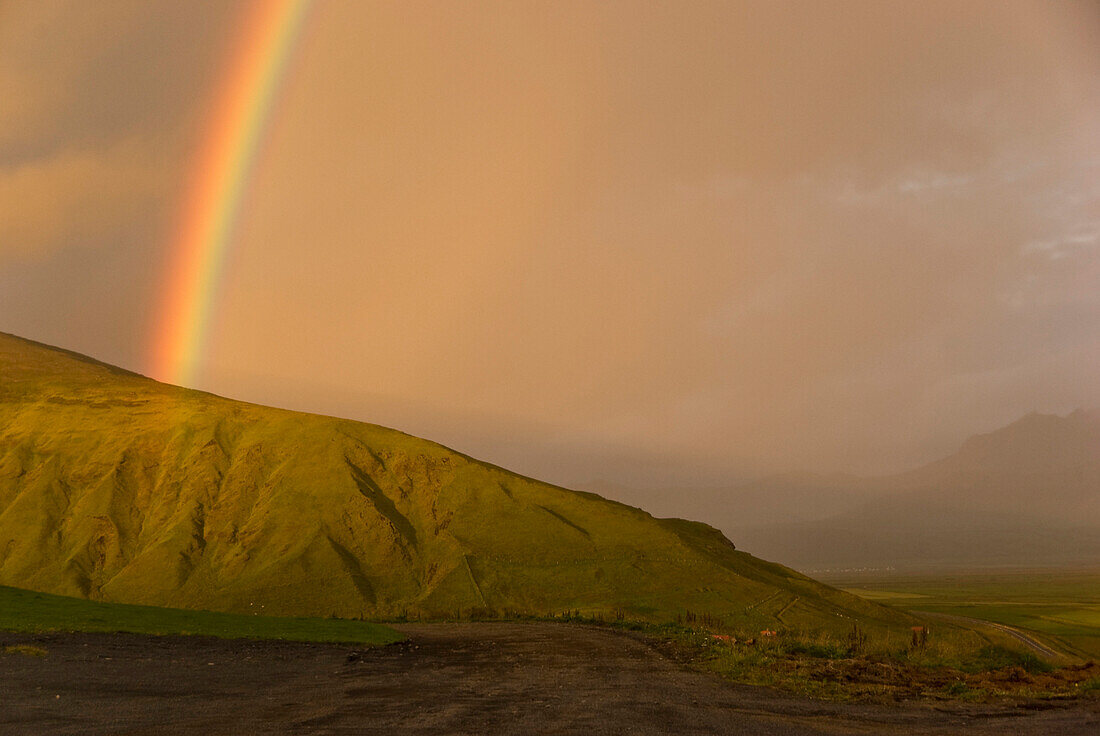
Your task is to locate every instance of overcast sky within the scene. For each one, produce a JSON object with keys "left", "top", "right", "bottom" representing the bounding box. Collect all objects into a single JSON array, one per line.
[{"left": 2, "top": 1, "right": 1098, "bottom": 491}]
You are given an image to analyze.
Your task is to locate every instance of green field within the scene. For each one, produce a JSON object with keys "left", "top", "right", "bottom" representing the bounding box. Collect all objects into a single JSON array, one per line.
[
  {"left": 821, "top": 569, "right": 1100, "bottom": 660},
  {"left": 0, "top": 584, "right": 403, "bottom": 645}
]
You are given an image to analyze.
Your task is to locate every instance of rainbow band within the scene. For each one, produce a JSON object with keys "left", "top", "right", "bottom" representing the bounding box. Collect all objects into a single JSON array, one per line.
[{"left": 151, "top": 0, "right": 311, "bottom": 386}]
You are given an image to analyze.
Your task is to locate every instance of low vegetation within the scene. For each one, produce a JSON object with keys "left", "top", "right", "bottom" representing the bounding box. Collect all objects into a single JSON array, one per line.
[
  {"left": 659, "top": 567, "right": 1100, "bottom": 702},
  {"left": 634, "top": 618, "right": 1100, "bottom": 703},
  {"left": 0, "top": 585, "right": 402, "bottom": 645}
]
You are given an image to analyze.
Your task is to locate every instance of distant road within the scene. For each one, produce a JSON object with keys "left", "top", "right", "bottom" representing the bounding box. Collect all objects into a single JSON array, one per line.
[{"left": 916, "top": 611, "right": 1064, "bottom": 659}]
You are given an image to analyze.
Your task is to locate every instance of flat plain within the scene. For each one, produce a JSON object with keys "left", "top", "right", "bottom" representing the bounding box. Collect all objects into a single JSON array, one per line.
[{"left": 822, "top": 569, "right": 1100, "bottom": 660}]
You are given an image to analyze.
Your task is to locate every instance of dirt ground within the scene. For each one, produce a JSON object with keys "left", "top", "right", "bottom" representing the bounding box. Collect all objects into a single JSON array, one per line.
[{"left": 1, "top": 622, "right": 1097, "bottom": 735}]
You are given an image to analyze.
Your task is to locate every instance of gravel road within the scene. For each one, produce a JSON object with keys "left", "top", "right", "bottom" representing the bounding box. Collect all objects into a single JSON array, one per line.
[
  {"left": 916, "top": 611, "right": 1065, "bottom": 660},
  {"left": 1, "top": 623, "right": 1097, "bottom": 735}
]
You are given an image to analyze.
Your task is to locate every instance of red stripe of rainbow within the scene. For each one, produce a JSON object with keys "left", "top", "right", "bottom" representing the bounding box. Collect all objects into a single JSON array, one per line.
[{"left": 150, "top": 0, "right": 311, "bottom": 386}]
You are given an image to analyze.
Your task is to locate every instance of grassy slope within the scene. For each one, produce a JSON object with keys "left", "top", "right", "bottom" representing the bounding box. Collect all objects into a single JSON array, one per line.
[
  {"left": 0, "top": 332, "right": 911, "bottom": 635},
  {"left": 0, "top": 584, "right": 401, "bottom": 644}
]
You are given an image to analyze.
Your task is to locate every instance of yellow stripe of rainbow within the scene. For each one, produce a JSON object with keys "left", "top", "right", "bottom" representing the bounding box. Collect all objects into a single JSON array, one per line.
[{"left": 150, "top": 0, "right": 311, "bottom": 386}]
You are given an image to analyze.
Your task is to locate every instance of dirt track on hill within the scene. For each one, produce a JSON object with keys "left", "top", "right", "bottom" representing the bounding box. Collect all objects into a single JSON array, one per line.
[{"left": 1, "top": 623, "right": 1097, "bottom": 735}]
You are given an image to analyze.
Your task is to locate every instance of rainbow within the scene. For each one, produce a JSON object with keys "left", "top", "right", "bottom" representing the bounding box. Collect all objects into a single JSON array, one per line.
[{"left": 150, "top": 0, "right": 312, "bottom": 386}]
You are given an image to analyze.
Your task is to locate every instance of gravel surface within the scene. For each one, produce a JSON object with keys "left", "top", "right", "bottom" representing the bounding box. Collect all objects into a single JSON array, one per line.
[{"left": 1, "top": 622, "right": 1097, "bottom": 735}]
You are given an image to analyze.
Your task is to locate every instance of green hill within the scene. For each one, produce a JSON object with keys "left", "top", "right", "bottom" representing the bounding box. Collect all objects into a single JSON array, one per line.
[{"left": 0, "top": 332, "right": 909, "bottom": 634}]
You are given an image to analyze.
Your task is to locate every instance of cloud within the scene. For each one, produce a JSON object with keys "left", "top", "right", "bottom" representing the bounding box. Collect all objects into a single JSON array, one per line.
[
  {"left": 0, "top": 1, "right": 235, "bottom": 259},
  {"left": 3, "top": 0, "right": 1100, "bottom": 488},
  {"left": 0, "top": 1, "right": 232, "bottom": 160},
  {"left": 896, "top": 171, "right": 972, "bottom": 194},
  {"left": 1024, "top": 226, "right": 1100, "bottom": 259},
  {"left": 832, "top": 166, "right": 977, "bottom": 206},
  {"left": 0, "top": 135, "right": 173, "bottom": 257}
]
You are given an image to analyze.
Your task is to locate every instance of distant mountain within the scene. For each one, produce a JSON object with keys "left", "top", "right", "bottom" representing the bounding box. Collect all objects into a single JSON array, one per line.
[
  {"left": 671, "top": 412, "right": 1100, "bottom": 571},
  {"left": 889, "top": 410, "right": 1100, "bottom": 523},
  {"left": 0, "top": 332, "right": 907, "bottom": 632}
]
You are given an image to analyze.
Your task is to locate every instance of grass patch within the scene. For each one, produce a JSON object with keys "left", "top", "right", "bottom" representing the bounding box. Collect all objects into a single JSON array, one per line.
[
  {"left": 967, "top": 646, "right": 1053, "bottom": 674},
  {"left": 0, "top": 585, "right": 403, "bottom": 646},
  {"left": 4, "top": 644, "right": 47, "bottom": 657},
  {"left": 840, "top": 588, "right": 928, "bottom": 601}
]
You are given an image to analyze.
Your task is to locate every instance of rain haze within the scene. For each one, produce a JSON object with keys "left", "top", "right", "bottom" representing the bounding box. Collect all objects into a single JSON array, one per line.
[{"left": 2, "top": 0, "right": 1099, "bottom": 504}]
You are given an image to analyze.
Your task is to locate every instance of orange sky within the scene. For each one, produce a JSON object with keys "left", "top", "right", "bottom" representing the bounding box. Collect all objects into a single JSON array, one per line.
[{"left": 1, "top": 1, "right": 1098, "bottom": 490}]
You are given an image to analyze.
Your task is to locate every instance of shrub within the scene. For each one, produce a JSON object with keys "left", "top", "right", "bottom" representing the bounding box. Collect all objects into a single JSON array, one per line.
[
  {"left": 945, "top": 681, "right": 969, "bottom": 696},
  {"left": 785, "top": 640, "right": 844, "bottom": 659},
  {"left": 847, "top": 624, "right": 867, "bottom": 656},
  {"left": 972, "top": 646, "right": 1053, "bottom": 674}
]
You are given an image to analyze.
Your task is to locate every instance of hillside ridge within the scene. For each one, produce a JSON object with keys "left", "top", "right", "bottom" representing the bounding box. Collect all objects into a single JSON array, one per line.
[{"left": 0, "top": 332, "right": 908, "bottom": 633}]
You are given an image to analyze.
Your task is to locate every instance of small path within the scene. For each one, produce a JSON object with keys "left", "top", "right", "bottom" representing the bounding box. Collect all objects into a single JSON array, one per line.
[
  {"left": 744, "top": 591, "right": 780, "bottom": 613},
  {"left": 915, "top": 611, "right": 1065, "bottom": 660},
  {"left": 775, "top": 596, "right": 799, "bottom": 624}
]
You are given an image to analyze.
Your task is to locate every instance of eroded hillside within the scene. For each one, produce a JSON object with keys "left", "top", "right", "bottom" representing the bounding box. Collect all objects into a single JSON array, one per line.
[{"left": 0, "top": 332, "right": 908, "bottom": 632}]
